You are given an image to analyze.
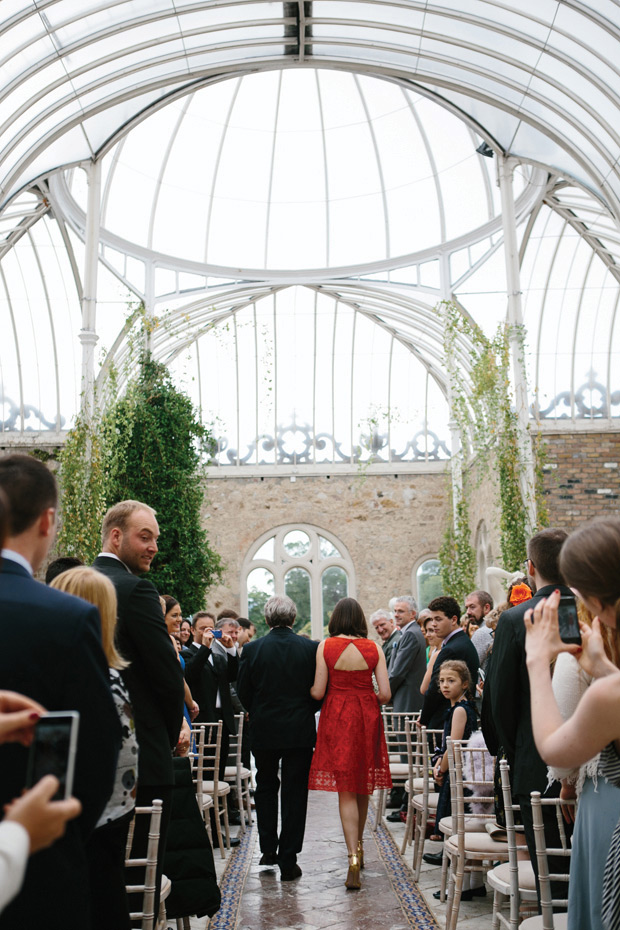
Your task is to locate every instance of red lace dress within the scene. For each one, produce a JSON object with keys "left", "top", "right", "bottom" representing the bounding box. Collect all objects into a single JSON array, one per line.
[{"left": 308, "top": 637, "right": 392, "bottom": 794}]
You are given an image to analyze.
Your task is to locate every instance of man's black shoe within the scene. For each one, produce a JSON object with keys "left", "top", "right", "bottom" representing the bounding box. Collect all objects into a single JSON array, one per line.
[
  {"left": 434, "top": 885, "right": 486, "bottom": 901},
  {"left": 259, "top": 853, "right": 277, "bottom": 866},
  {"left": 423, "top": 851, "right": 443, "bottom": 866},
  {"left": 228, "top": 810, "right": 242, "bottom": 826},
  {"left": 280, "top": 864, "right": 302, "bottom": 882},
  {"left": 229, "top": 837, "right": 241, "bottom": 848},
  {"left": 386, "top": 810, "right": 406, "bottom": 823}
]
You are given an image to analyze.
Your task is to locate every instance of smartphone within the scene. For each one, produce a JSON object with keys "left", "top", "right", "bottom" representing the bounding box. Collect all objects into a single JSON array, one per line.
[
  {"left": 212, "top": 629, "right": 223, "bottom": 639},
  {"left": 557, "top": 596, "right": 581, "bottom": 645},
  {"left": 25, "top": 711, "right": 80, "bottom": 800}
]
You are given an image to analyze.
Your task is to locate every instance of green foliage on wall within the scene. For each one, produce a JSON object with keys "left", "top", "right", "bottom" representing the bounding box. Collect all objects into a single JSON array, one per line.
[
  {"left": 439, "top": 299, "right": 541, "bottom": 575},
  {"left": 439, "top": 483, "right": 476, "bottom": 604},
  {"left": 57, "top": 407, "right": 108, "bottom": 563},
  {"left": 58, "top": 353, "right": 223, "bottom": 613}
]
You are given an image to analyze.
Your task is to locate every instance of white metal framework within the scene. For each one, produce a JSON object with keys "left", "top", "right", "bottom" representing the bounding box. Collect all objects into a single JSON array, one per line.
[{"left": 1, "top": 2, "right": 620, "bottom": 462}]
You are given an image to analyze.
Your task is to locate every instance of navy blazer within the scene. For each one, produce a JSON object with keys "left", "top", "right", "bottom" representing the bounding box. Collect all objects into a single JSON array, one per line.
[
  {"left": 0, "top": 557, "right": 121, "bottom": 930},
  {"left": 237, "top": 627, "right": 320, "bottom": 751},
  {"left": 419, "top": 628, "right": 479, "bottom": 729},
  {"left": 93, "top": 555, "right": 185, "bottom": 787}
]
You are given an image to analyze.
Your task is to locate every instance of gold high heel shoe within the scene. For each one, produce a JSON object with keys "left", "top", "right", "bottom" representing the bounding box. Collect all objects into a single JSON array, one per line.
[
  {"left": 357, "top": 840, "right": 364, "bottom": 870},
  {"left": 345, "top": 852, "right": 361, "bottom": 890}
]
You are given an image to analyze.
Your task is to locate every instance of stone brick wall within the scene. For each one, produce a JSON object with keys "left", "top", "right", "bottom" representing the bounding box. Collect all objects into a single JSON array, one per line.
[
  {"left": 540, "top": 428, "right": 620, "bottom": 530},
  {"left": 203, "top": 471, "right": 449, "bottom": 615}
]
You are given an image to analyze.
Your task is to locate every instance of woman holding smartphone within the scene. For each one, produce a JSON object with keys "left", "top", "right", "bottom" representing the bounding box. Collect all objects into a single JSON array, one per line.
[{"left": 524, "top": 516, "right": 620, "bottom": 930}]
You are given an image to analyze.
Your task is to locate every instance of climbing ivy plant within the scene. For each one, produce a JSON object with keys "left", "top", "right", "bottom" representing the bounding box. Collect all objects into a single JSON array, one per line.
[
  {"left": 439, "top": 300, "right": 545, "bottom": 578},
  {"left": 59, "top": 318, "right": 223, "bottom": 611},
  {"left": 438, "top": 480, "right": 477, "bottom": 604}
]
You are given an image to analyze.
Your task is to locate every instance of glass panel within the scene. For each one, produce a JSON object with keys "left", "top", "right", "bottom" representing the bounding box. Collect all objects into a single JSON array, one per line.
[
  {"left": 319, "top": 536, "right": 341, "bottom": 559},
  {"left": 284, "top": 567, "right": 311, "bottom": 634},
  {"left": 321, "top": 566, "right": 348, "bottom": 635},
  {"left": 246, "top": 567, "right": 274, "bottom": 638},
  {"left": 254, "top": 537, "right": 275, "bottom": 561},
  {"left": 282, "top": 530, "right": 310, "bottom": 557},
  {"left": 416, "top": 560, "right": 443, "bottom": 609}
]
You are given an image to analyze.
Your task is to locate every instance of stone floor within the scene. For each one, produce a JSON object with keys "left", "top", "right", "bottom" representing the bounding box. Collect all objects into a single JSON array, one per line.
[{"left": 179, "top": 792, "right": 496, "bottom": 930}]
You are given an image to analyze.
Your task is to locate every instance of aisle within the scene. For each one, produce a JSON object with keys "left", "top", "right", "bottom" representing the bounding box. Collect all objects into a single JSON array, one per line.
[{"left": 210, "top": 791, "right": 438, "bottom": 930}]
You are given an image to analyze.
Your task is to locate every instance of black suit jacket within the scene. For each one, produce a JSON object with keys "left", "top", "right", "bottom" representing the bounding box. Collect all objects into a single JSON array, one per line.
[
  {"left": 93, "top": 555, "right": 185, "bottom": 786},
  {"left": 483, "top": 584, "right": 574, "bottom": 797},
  {"left": 237, "top": 626, "right": 320, "bottom": 751},
  {"left": 180, "top": 642, "right": 238, "bottom": 735},
  {"left": 419, "top": 629, "right": 479, "bottom": 729},
  {"left": 0, "top": 557, "right": 121, "bottom": 930}
]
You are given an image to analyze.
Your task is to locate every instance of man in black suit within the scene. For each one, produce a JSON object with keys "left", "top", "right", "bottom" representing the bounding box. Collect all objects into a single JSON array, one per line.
[
  {"left": 181, "top": 612, "right": 238, "bottom": 773},
  {"left": 237, "top": 595, "right": 319, "bottom": 881},
  {"left": 483, "top": 528, "right": 571, "bottom": 900},
  {"left": 0, "top": 454, "right": 120, "bottom": 930},
  {"left": 93, "top": 500, "right": 185, "bottom": 920},
  {"left": 420, "top": 595, "right": 479, "bottom": 730}
]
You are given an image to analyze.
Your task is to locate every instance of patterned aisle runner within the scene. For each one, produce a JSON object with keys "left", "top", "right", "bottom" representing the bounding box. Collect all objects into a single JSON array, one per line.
[{"left": 209, "top": 792, "right": 438, "bottom": 930}]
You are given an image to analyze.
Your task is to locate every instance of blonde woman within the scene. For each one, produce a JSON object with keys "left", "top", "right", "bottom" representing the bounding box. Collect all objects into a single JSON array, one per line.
[{"left": 51, "top": 567, "right": 138, "bottom": 930}]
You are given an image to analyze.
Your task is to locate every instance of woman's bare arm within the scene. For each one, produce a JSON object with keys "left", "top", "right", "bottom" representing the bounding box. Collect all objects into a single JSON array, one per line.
[
  {"left": 374, "top": 646, "right": 391, "bottom": 704},
  {"left": 310, "top": 640, "right": 328, "bottom": 700}
]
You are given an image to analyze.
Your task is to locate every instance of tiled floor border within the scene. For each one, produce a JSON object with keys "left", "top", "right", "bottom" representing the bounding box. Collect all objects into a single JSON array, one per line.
[
  {"left": 207, "top": 826, "right": 256, "bottom": 930},
  {"left": 368, "top": 805, "right": 439, "bottom": 930}
]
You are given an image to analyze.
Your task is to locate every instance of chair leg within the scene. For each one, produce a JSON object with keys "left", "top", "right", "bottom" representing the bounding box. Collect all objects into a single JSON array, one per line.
[
  {"left": 373, "top": 789, "right": 384, "bottom": 830},
  {"left": 244, "top": 777, "right": 253, "bottom": 825},
  {"left": 413, "top": 810, "right": 426, "bottom": 881},
  {"left": 492, "top": 890, "right": 504, "bottom": 930},
  {"left": 448, "top": 860, "right": 465, "bottom": 930},
  {"left": 236, "top": 779, "right": 246, "bottom": 836},
  {"left": 400, "top": 795, "right": 413, "bottom": 854},
  {"left": 439, "top": 849, "right": 449, "bottom": 902},
  {"left": 213, "top": 798, "right": 226, "bottom": 859},
  {"left": 222, "top": 799, "right": 231, "bottom": 849}
]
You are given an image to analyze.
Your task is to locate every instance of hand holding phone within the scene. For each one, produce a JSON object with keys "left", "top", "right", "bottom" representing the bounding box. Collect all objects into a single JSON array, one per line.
[{"left": 557, "top": 596, "right": 581, "bottom": 645}]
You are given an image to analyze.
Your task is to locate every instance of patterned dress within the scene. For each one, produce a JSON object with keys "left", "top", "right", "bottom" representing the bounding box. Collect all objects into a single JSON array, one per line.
[{"left": 600, "top": 743, "right": 620, "bottom": 930}]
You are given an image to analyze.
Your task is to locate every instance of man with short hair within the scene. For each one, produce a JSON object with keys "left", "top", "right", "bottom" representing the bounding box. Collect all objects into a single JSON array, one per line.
[
  {"left": 419, "top": 596, "right": 479, "bottom": 730},
  {"left": 370, "top": 608, "right": 401, "bottom": 666},
  {"left": 236, "top": 618, "right": 256, "bottom": 651},
  {"left": 0, "top": 454, "right": 120, "bottom": 930},
  {"left": 387, "top": 596, "right": 426, "bottom": 714},
  {"left": 237, "top": 595, "right": 319, "bottom": 882},
  {"left": 464, "top": 590, "right": 493, "bottom": 626},
  {"left": 44, "top": 555, "right": 83, "bottom": 585},
  {"left": 93, "top": 500, "right": 185, "bottom": 920},
  {"left": 483, "top": 528, "right": 572, "bottom": 900},
  {"left": 217, "top": 607, "right": 239, "bottom": 622}
]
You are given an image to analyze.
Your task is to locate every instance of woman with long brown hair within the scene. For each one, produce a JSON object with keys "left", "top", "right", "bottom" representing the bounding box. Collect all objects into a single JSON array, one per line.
[{"left": 309, "top": 597, "right": 391, "bottom": 890}]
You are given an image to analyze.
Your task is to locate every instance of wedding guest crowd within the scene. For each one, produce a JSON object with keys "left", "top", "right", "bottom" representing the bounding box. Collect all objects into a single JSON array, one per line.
[{"left": 1, "top": 449, "right": 620, "bottom": 930}]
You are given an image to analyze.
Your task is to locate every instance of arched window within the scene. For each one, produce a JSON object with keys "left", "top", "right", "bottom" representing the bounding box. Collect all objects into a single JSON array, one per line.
[
  {"left": 412, "top": 557, "right": 443, "bottom": 609},
  {"left": 241, "top": 525, "right": 355, "bottom": 639}
]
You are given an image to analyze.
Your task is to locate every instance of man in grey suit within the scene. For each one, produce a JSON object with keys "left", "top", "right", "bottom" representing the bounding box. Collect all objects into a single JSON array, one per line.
[
  {"left": 388, "top": 596, "right": 426, "bottom": 713},
  {"left": 386, "top": 595, "right": 426, "bottom": 820}
]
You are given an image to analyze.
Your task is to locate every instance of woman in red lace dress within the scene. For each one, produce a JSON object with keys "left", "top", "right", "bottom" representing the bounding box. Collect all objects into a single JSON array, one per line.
[{"left": 309, "top": 598, "right": 392, "bottom": 889}]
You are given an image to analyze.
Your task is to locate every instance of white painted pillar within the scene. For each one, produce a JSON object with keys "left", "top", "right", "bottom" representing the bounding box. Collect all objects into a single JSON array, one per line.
[
  {"left": 497, "top": 155, "right": 537, "bottom": 535},
  {"left": 79, "top": 159, "right": 101, "bottom": 419},
  {"left": 439, "top": 253, "right": 463, "bottom": 522}
]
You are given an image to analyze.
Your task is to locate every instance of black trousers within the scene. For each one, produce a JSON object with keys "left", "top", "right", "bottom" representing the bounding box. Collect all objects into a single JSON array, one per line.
[
  {"left": 515, "top": 783, "right": 572, "bottom": 910},
  {"left": 86, "top": 810, "right": 133, "bottom": 930},
  {"left": 252, "top": 746, "right": 314, "bottom": 869},
  {"left": 127, "top": 784, "right": 173, "bottom": 926}
]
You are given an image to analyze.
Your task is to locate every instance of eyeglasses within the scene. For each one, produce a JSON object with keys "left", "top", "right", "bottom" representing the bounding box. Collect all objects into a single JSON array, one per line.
[{"left": 523, "top": 558, "right": 530, "bottom": 572}]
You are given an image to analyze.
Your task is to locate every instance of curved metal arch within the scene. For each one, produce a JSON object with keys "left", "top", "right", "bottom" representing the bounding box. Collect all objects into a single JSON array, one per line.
[{"left": 1, "top": 1, "right": 620, "bottom": 220}]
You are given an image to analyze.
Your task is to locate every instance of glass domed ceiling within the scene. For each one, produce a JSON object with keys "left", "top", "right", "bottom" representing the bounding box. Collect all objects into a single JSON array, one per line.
[{"left": 76, "top": 69, "right": 503, "bottom": 272}]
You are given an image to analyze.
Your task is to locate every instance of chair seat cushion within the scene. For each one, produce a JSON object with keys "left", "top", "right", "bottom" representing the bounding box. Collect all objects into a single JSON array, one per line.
[
  {"left": 389, "top": 763, "right": 409, "bottom": 777},
  {"left": 201, "top": 780, "right": 231, "bottom": 795},
  {"left": 445, "top": 832, "right": 509, "bottom": 858},
  {"left": 438, "top": 816, "right": 489, "bottom": 835},
  {"left": 487, "top": 860, "right": 537, "bottom": 895},
  {"left": 223, "top": 766, "right": 251, "bottom": 779},
  {"left": 521, "top": 914, "right": 568, "bottom": 930},
  {"left": 412, "top": 792, "right": 440, "bottom": 811},
  {"left": 404, "top": 777, "right": 425, "bottom": 794}
]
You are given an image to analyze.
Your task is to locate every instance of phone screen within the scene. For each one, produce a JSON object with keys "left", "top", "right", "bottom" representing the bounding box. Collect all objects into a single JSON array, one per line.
[
  {"left": 557, "top": 597, "right": 581, "bottom": 645},
  {"left": 25, "top": 712, "right": 80, "bottom": 800}
]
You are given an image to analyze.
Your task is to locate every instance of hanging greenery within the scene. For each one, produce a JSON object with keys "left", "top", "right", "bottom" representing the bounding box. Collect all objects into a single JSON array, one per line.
[
  {"left": 59, "top": 322, "right": 223, "bottom": 611},
  {"left": 439, "top": 299, "right": 542, "bottom": 576},
  {"left": 102, "top": 353, "right": 223, "bottom": 612},
  {"left": 57, "top": 404, "right": 108, "bottom": 563},
  {"left": 438, "top": 480, "right": 476, "bottom": 603}
]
